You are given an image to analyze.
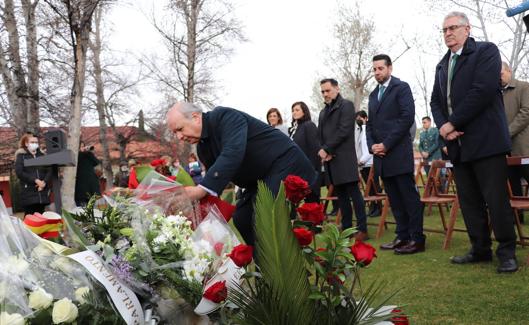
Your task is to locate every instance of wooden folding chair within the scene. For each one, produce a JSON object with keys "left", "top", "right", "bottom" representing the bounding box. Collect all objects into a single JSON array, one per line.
[
  {"left": 320, "top": 185, "right": 342, "bottom": 225},
  {"left": 420, "top": 160, "right": 465, "bottom": 249},
  {"left": 415, "top": 160, "right": 428, "bottom": 189},
  {"left": 360, "top": 167, "right": 392, "bottom": 239},
  {"left": 506, "top": 156, "right": 529, "bottom": 249}
]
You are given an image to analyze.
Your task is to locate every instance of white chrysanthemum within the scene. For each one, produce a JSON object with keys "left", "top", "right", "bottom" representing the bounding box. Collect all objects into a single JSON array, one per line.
[{"left": 153, "top": 233, "right": 169, "bottom": 246}]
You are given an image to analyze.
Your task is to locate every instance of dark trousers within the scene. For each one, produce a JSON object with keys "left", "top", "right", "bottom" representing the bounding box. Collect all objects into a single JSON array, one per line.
[
  {"left": 23, "top": 203, "right": 46, "bottom": 216},
  {"left": 383, "top": 173, "right": 425, "bottom": 242},
  {"left": 453, "top": 154, "right": 516, "bottom": 260},
  {"left": 334, "top": 181, "right": 367, "bottom": 232},
  {"left": 232, "top": 148, "right": 317, "bottom": 246}
]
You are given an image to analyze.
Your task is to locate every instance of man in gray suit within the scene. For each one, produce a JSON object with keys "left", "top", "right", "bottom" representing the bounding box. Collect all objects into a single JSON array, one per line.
[{"left": 501, "top": 61, "right": 529, "bottom": 221}]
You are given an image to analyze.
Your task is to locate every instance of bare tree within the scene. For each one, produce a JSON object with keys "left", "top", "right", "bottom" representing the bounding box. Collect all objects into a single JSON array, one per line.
[
  {"left": 0, "top": 0, "right": 40, "bottom": 136},
  {"left": 142, "top": 0, "right": 245, "bottom": 105},
  {"left": 45, "top": 0, "right": 101, "bottom": 209}
]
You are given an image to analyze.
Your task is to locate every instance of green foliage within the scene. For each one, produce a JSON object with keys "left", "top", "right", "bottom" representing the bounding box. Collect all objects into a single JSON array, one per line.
[{"left": 228, "top": 181, "right": 315, "bottom": 325}]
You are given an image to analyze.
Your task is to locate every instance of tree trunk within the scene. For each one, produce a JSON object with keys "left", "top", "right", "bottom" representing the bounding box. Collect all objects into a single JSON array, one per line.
[
  {"left": 352, "top": 84, "right": 364, "bottom": 112},
  {"left": 61, "top": 26, "right": 91, "bottom": 210},
  {"left": 22, "top": 0, "right": 40, "bottom": 134},
  {"left": 90, "top": 6, "right": 113, "bottom": 190},
  {"left": 3, "top": 0, "right": 30, "bottom": 136},
  {"left": 185, "top": 0, "right": 199, "bottom": 103}
]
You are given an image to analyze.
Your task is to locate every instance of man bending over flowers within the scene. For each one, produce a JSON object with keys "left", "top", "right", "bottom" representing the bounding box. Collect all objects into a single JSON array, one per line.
[{"left": 166, "top": 102, "right": 317, "bottom": 246}]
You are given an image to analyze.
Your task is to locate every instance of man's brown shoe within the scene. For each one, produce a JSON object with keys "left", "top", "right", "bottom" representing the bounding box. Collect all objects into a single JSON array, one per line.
[
  {"left": 380, "top": 238, "right": 409, "bottom": 250},
  {"left": 394, "top": 241, "right": 425, "bottom": 254},
  {"left": 354, "top": 231, "right": 369, "bottom": 241}
]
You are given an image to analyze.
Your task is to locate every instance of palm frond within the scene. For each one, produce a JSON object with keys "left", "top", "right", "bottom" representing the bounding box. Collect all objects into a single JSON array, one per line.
[{"left": 228, "top": 181, "right": 315, "bottom": 324}]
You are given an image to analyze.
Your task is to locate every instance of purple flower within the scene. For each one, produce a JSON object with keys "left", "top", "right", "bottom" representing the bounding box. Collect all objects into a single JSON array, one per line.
[{"left": 109, "top": 254, "right": 134, "bottom": 283}]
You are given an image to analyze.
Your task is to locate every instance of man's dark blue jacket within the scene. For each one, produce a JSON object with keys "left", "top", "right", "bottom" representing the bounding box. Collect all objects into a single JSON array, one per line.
[
  {"left": 430, "top": 37, "right": 511, "bottom": 163},
  {"left": 367, "top": 76, "right": 415, "bottom": 178},
  {"left": 197, "top": 106, "right": 313, "bottom": 194}
]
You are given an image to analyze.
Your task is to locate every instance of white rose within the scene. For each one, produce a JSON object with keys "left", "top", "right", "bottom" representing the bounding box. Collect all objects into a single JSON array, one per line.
[
  {"left": 0, "top": 311, "right": 25, "bottom": 325},
  {"left": 50, "top": 257, "right": 74, "bottom": 274},
  {"left": 6, "top": 255, "right": 29, "bottom": 275},
  {"left": 74, "top": 287, "right": 90, "bottom": 304},
  {"left": 52, "top": 298, "right": 78, "bottom": 324},
  {"left": 31, "top": 244, "right": 53, "bottom": 259},
  {"left": 28, "top": 287, "right": 53, "bottom": 310}
]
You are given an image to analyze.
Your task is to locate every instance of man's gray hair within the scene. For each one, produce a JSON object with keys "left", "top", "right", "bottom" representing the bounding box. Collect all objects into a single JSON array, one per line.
[
  {"left": 177, "top": 102, "right": 203, "bottom": 118},
  {"left": 502, "top": 61, "right": 511, "bottom": 71},
  {"left": 444, "top": 11, "right": 470, "bottom": 26}
]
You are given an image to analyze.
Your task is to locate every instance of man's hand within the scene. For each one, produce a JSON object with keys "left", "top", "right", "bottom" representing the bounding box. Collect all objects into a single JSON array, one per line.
[
  {"left": 439, "top": 122, "right": 455, "bottom": 138},
  {"left": 442, "top": 146, "right": 448, "bottom": 155},
  {"left": 183, "top": 186, "right": 207, "bottom": 200},
  {"left": 372, "top": 143, "right": 386, "bottom": 157},
  {"left": 445, "top": 131, "right": 464, "bottom": 141},
  {"left": 421, "top": 152, "right": 429, "bottom": 159},
  {"left": 318, "top": 149, "right": 329, "bottom": 160}
]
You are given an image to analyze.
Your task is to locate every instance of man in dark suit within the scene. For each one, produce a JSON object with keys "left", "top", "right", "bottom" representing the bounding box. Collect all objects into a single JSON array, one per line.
[
  {"left": 366, "top": 54, "right": 425, "bottom": 254},
  {"left": 166, "top": 102, "right": 317, "bottom": 247},
  {"left": 318, "top": 78, "right": 367, "bottom": 241},
  {"left": 430, "top": 12, "right": 517, "bottom": 273}
]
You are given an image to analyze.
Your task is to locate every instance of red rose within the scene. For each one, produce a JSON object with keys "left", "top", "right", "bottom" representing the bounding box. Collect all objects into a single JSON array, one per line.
[
  {"left": 293, "top": 227, "right": 313, "bottom": 246},
  {"left": 350, "top": 240, "right": 377, "bottom": 266},
  {"left": 390, "top": 308, "right": 409, "bottom": 325},
  {"left": 297, "top": 203, "right": 325, "bottom": 225},
  {"left": 203, "top": 281, "right": 227, "bottom": 303},
  {"left": 284, "top": 175, "right": 311, "bottom": 204},
  {"left": 228, "top": 244, "right": 253, "bottom": 267}
]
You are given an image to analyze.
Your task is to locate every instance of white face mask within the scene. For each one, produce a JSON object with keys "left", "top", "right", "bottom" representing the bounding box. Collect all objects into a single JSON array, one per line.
[{"left": 28, "top": 143, "right": 39, "bottom": 152}]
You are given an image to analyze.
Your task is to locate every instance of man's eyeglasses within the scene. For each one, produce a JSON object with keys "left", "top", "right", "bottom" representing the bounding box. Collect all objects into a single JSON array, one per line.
[{"left": 441, "top": 24, "right": 467, "bottom": 34}]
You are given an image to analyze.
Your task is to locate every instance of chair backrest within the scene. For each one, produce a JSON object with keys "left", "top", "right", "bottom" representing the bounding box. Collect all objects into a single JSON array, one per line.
[
  {"left": 423, "top": 160, "right": 452, "bottom": 198},
  {"left": 364, "top": 166, "right": 384, "bottom": 197},
  {"left": 506, "top": 156, "right": 529, "bottom": 199}
]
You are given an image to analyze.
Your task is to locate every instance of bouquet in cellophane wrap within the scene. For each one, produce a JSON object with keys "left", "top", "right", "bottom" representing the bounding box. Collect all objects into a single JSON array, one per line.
[
  {"left": 63, "top": 170, "right": 242, "bottom": 324},
  {"left": 0, "top": 196, "right": 125, "bottom": 325}
]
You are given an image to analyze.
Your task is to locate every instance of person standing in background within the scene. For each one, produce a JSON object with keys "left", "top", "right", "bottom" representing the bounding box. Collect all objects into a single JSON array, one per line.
[
  {"left": 289, "top": 101, "right": 321, "bottom": 202},
  {"left": 266, "top": 107, "right": 289, "bottom": 135},
  {"left": 15, "top": 133, "right": 52, "bottom": 215},
  {"left": 418, "top": 116, "right": 442, "bottom": 176},
  {"left": 75, "top": 142, "right": 101, "bottom": 206},
  {"left": 318, "top": 78, "right": 368, "bottom": 240},
  {"left": 501, "top": 61, "right": 529, "bottom": 223},
  {"left": 430, "top": 12, "right": 517, "bottom": 272}
]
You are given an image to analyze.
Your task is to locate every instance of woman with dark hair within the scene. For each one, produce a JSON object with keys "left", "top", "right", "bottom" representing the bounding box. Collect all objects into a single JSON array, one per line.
[
  {"left": 14, "top": 133, "right": 52, "bottom": 215},
  {"left": 266, "top": 107, "right": 289, "bottom": 135},
  {"left": 288, "top": 101, "right": 320, "bottom": 202}
]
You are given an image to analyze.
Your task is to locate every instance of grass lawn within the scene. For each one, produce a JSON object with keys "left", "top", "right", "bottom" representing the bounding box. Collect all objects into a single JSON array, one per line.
[{"left": 357, "top": 207, "right": 529, "bottom": 325}]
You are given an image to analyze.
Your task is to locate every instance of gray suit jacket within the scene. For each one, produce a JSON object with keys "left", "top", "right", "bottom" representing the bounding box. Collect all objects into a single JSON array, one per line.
[{"left": 503, "top": 78, "right": 529, "bottom": 156}]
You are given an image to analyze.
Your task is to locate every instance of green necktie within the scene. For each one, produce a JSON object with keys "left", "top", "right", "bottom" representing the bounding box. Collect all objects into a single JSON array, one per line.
[
  {"left": 378, "top": 85, "right": 386, "bottom": 101},
  {"left": 448, "top": 54, "right": 459, "bottom": 81}
]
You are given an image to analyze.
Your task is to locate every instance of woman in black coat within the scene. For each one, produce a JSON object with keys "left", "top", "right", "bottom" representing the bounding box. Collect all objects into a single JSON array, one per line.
[
  {"left": 14, "top": 134, "right": 52, "bottom": 215},
  {"left": 289, "top": 101, "right": 321, "bottom": 202}
]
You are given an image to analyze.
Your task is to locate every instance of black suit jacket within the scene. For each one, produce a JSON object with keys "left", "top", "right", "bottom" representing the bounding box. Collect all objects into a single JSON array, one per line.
[
  {"left": 197, "top": 107, "right": 301, "bottom": 194},
  {"left": 318, "top": 94, "right": 359, "bottom": 185},
  {"left": 430, "top": 37, "right": 511, "bottom": 163},
  {"left": 366, "top": 76, "right": 415, "bottom": 178},
  {"left": 290, "top": 120, "right": 320, "bottom": 172}
]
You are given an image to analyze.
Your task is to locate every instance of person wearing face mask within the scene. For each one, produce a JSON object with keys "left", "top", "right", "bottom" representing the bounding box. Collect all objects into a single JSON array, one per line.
[
  {"left": 116, "top": 160, "right": 130, "bottom": 188},
  {"left": 14, "top": 133, "right": 52, "bottom": 215}
]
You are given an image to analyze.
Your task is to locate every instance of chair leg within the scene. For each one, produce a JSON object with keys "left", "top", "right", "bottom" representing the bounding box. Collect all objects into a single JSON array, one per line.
[
  {"left": 443, "top": 200, "right": 459, "bottom": 250},
  {"left": 427, "top": 202, "right": 433, "bottom": 216},
  {"left": 513, "top": 209, "right": 527, "bottom": 247},
  {"left": 438, "top": 203, "right": 447, "bottom": 231},
  {"left": 376, "top": 198, "right": 390, "bottom": 239}
]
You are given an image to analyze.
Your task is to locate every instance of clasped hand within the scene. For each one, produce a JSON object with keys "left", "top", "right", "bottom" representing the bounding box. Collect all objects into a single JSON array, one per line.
[
  {"left": 439, "top": 122, "right": 464, "bottom": 141},
  {"left": 318, "top": 149, "right": 332, "bottom": 162},
  {"left": 371, "top": 143, "right": 386, "bottom": 157}
]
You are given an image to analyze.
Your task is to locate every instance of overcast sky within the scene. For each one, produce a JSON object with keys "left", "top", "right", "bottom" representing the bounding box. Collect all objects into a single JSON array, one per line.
[{"left": 105, "top": 0, "right": 500, "bottom": 125}]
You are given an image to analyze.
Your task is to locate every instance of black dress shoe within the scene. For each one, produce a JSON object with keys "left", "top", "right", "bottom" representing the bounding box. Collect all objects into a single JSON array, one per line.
[
  {"left": 368, "top": 208, "right": 381, "bottom": 218},
  {"left": 450, "top": 253, "right": 492, "bottom": 264},
  {"left": 380, "top": 238, "right": 409, "bottom": 250},
  {"left": 497, "top": 258, "right": 518, "bottom": 273},
  {"left": 394, "top": 241, "right": 425, "bottom": 255}
]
